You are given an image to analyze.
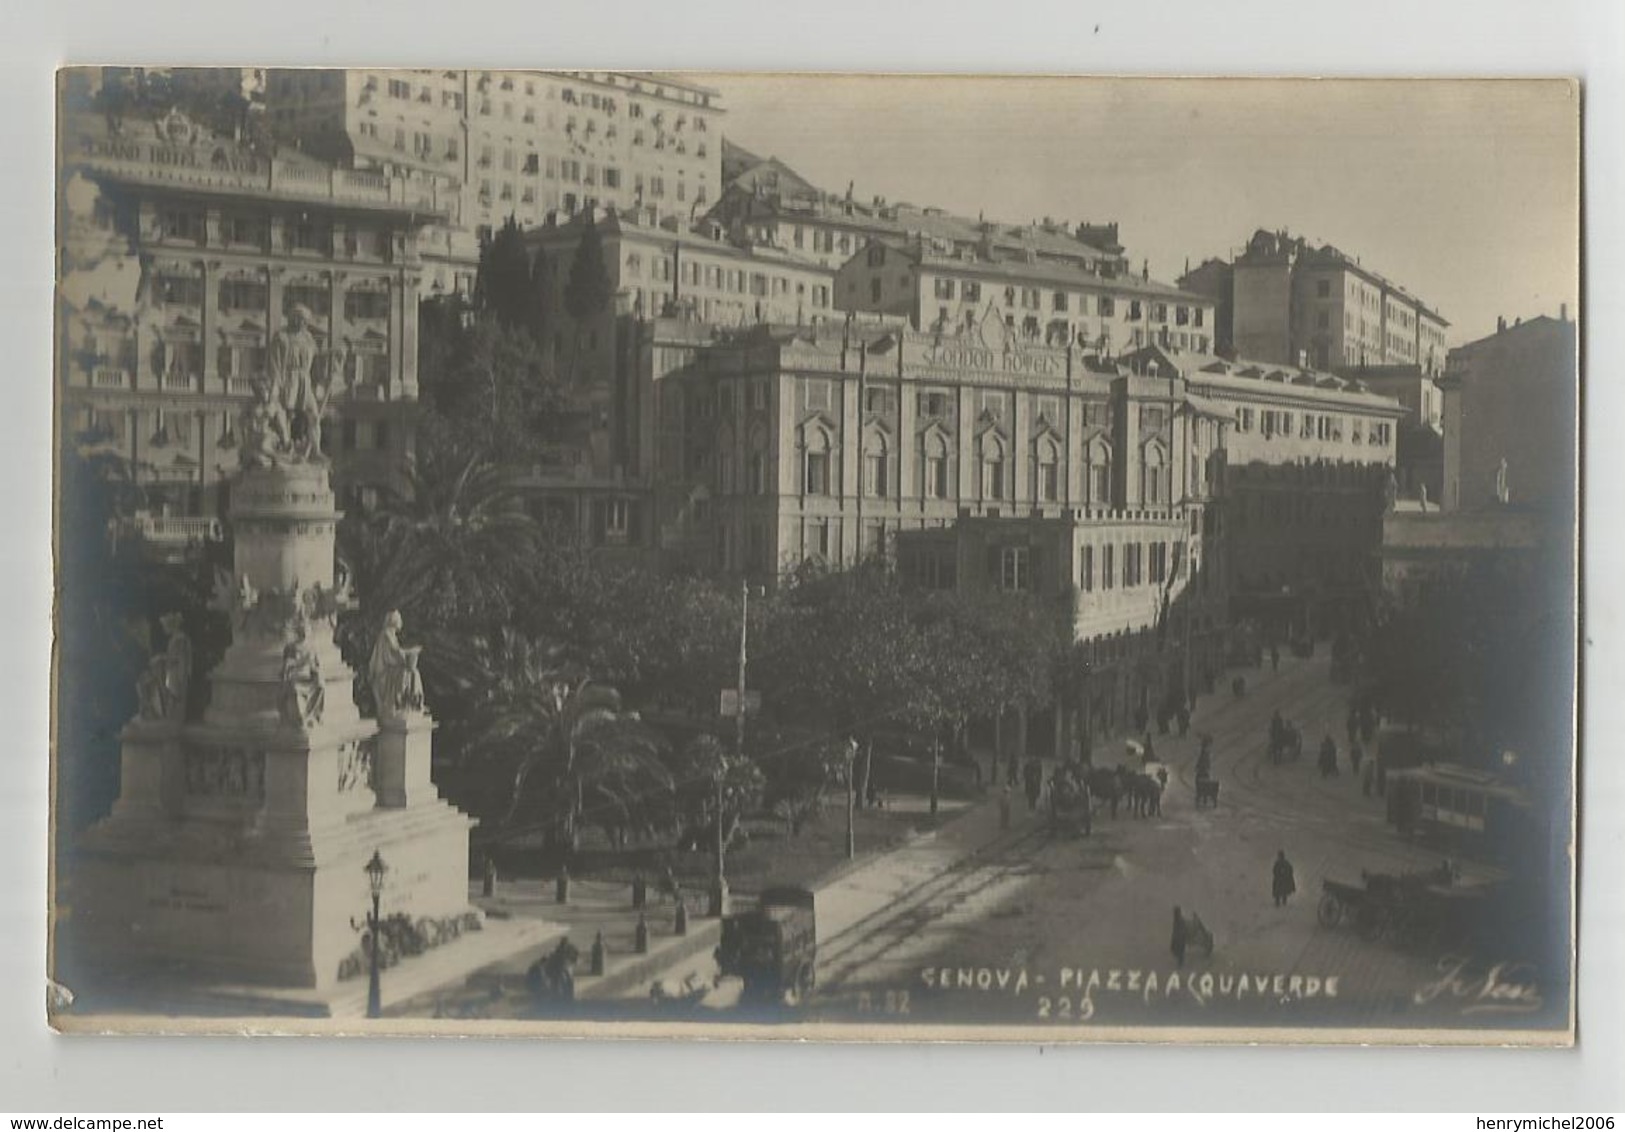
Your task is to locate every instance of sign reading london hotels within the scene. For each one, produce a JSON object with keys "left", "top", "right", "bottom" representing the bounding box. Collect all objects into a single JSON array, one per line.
[{"left": 897, "top": 318, "right": 1072, "bottom": 388}]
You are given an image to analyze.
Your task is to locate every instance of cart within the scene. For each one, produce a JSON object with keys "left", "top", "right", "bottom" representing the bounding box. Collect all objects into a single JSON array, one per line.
[{"left": 716, "top": 886, "right": 818, "bottom": 1006}]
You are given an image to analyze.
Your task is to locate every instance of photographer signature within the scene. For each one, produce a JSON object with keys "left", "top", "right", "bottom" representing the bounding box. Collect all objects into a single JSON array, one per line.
[{"left": 1413, "top": 954, "right": 1543, "bottom": 1015}]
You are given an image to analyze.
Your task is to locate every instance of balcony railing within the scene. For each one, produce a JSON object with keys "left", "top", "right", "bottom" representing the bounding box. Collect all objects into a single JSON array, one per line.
[
  {"left": 73, "top": 134, "right": 445, "bottom": 214},
  {"left": 92, "top": 367, "right": 128, "bottom": 390},
  {"left": 130, "top": 514, "right": 223, "bottom": 544},
  {"left": 161, "top": 372, "right": 196, "bottom": 392},
  {"left": 225, "top": 377, "right": 259, "bottom": 397},
  {"left": 145, "top": 465, "right": 200, "bottom": 485}
]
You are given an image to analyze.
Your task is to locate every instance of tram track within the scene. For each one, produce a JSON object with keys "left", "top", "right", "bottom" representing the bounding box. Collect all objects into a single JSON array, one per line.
[{"left": 814, "top": 822, "right": 1057, "bottom": 992}]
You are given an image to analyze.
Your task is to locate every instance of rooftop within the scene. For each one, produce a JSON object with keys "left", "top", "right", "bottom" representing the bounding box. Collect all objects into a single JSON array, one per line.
[
  {"left": 870, "top": 237, "right": 1208, "bottom": 303},
  {"left": 61, "top": 110, "right": 449, "bottom": 218},
  {"left": 531, "top": 207, "right": 837, "bottom": 273},
  {"left": 718, "top": 149, "right": 1124, "bottom": 263},
  {"left": 1126, "top": 344, "right": 1407, "bottom": 412},
  {"left": 1236, "top": 228, "right": 1447, "bottom": 325},
  {"left": 1449, "top": 312, "right": 1575, "bottom": 356}
]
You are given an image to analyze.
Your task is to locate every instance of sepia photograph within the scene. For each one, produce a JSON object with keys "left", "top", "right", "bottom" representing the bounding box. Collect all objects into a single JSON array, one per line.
[{"left": 47, "top": 69, "right": 1580, "bottom": 1044}]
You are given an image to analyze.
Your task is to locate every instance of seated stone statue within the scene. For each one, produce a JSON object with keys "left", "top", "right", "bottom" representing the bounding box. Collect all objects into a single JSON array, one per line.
[
  {"left": 368, "top": 610, "right": 424, "bottom": 723},
  {"left": 136, "top": 613, "right": 191, "bottom": 722},
  {"left": 279, "top": 629, "right": 325, "bottom": 729}
]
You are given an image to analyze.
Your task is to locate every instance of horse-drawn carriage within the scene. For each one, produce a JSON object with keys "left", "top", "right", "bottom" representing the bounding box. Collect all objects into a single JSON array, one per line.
[
  {"left": 1269, "top": 719, "right": 1304, "bottom": 765},
  {"left": 715, "top": 886, "right": 818, "bottom": 1006},
  {"left": 1047, "top": 766, "right": 1093, "bottom": 837},
  {"left": 1317, "top": 863, "right": 1494, "bottom": 951}
]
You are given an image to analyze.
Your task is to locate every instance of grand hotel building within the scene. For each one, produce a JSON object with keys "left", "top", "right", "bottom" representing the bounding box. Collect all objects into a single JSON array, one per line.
[
  {"left": 57, "top": 108, "right": 439, "bottom": 551},
  {"left": 263, "top": 69, "right": 724, "bottom": 297}
]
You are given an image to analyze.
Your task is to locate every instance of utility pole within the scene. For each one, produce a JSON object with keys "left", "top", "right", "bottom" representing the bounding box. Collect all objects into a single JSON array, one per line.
[
  {"left": 845, "top": 736, "right": 859, "bottom": 860},
  {"left": 712, "top": 580, "right": 748, "bottom": 918}
]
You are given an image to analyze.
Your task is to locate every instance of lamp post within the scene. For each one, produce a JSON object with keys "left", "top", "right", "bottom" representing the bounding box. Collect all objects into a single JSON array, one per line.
[{"left": 351, "top": 849, "right": 388, "bottom": 1019}]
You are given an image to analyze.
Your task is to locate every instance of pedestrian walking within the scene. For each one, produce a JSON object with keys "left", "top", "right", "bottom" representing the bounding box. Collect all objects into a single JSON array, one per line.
[
  {"left": 1349, "top": 737, "right": 1364, "bottom": 778},
  {"left": 1170, "top": 905, "right": 1188, "bottom": 967},
  {"left": 1006, "top": 752, "right": 1019, "bottom": 789},
  {"left": 1177, "top": 704, "right": 1191, "bottom": 737},
  {"left": 1319, "top": 734, "right": 1338, "bottom": 778},
  {"left": 1361, "top": 755, "right": 1375, "bottom": 797},
  {"left": 1272, "top": 850, "right": 1296, "bottom": 907},
  {"left": 1023, "top": 758, "right": 1043, "bottom": 813},
  {"left": 1142, "top": 731, "right": 1156, "bottom": 765},
  {"left": 1270, "top": 644, "right": 1280, "bottom": 672}
]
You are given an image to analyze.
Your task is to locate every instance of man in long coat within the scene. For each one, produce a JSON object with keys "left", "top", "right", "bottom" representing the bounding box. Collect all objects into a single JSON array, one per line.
[{"left": 1272, "top": 850, "right": 1296, "bottom": 907}]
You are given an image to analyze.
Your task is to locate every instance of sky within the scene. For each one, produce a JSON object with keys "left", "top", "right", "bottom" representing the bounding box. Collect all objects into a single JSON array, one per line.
[{"left": 702, "top": 76, "right": 1579, "bottom": 347}]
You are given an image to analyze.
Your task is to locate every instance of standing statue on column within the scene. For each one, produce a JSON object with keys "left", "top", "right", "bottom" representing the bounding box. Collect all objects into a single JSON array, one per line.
[
  {"left": 1495, "top": 457, "right": 1511, "bottom": 505},
  {"left": 368, "top": 610, "right": 425, "bottom": 723},
  {"left": 268, "top": 303, "right": 325, "bottom": 461}
]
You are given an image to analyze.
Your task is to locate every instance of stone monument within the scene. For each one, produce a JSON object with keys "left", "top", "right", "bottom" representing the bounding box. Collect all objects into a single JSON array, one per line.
[{"left": 70, "top": 338, "right": 501, "bottom": 1009}]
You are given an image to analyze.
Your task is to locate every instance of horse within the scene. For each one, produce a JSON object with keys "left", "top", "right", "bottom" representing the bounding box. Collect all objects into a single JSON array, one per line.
[
  {"left": 1126, "top": 770, "right": 1164, "bottom": 818},
  {"left": 1195, "top": 774, "right": 1220, "bottom": 809},
  {"left": 1085, "top": 767, "right": 1123, "bottom": 819}
]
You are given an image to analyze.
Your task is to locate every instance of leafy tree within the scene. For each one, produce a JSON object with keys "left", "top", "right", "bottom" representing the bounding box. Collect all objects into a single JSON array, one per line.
[
  {"left": 754, "top": 562, "right": 931, "bottom": 809},
  {"left": 672, "top": 733, "right": 765, "bottom": 854},
  {"left": 1364, "top": 550, "right": 1572, "bottom": 787},
  {"left": 414, "top": 307, "right": 572, "bottom": 476},
  {"left": 55, "top": 452, "right": 231, "bottom": 847},
  {"left": 561, "top": 211, "right": 613, "bottom": 385}
]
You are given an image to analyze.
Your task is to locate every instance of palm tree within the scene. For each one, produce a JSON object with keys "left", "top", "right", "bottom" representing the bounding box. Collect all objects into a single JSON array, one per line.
[
  {"left": 464, "top": 629, "right": 672, "bottom": 849},
  {"left": 337, "top": 452, "right": 541, "bottom": 701}
]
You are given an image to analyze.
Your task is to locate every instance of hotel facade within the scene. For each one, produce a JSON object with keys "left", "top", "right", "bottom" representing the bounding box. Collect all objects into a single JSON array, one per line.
[
  {"left": 57, "top": 108, "right": 440, "bottom": 551},
  {"left": 263, "top": 69, "right": 724, "bottom": 297}
]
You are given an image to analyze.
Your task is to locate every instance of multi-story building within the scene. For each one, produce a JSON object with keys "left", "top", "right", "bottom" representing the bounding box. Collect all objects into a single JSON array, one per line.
[
  {"left": 1173, "top": 347, "right": 1405, "bottom": 640},
  {"left": 647, "top": 319, "right": 1233, "bottom": 756},
  {"left": 263, "top": 69, "right": 724, "bottom": 296},
  {"left": 836, "top": 237, "right": 1214, "bottom": 354},
  {"left": 1180, "top": 229, "right": 1450, "bottom": 377},
  {"left": 57, "top": 108, "right": 440, "bottom": 549},
  {"left": 1440, "top": 311, "right": 1578, "bottom": 515},
  {"left": 705, "top": 152, "right": 1125, "bottom": 277},
  {"left": 507, "top": 208, "right": 841, "bottom": 561}
]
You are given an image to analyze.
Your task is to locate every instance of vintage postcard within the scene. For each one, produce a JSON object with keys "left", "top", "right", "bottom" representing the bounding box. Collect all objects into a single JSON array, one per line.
[{"left": 49, "top": 70, "right": 1579, "bottom": 1042}]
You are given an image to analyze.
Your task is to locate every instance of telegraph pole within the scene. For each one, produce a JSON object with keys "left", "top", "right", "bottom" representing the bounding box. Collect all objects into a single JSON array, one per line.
[{"left": 712, "top": 580, "right": 748, "bottom": 918}]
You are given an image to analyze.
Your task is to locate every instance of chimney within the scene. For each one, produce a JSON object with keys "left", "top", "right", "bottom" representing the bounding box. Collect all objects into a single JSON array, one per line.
[
  {"left": 1560, "top": 302, "right": 1568, "bottom": 322},
  {"left": 1497, "top": 316, "right": 1507, "bottom": 333}
]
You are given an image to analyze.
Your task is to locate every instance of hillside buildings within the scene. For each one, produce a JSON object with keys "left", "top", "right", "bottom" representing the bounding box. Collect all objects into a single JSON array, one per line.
[
  {"left": 1180, "top": 229, "right": 1449, "bottom": 376},
  {"left": 263, "top": 69, "right": 724, "bottom": 297},
  {"left": 57, "top": 107, "right": 441, "bottom": 552},
  {"left": 1441, "top": 312, "right": 1577, "bottom": 515},
  {"left": 1378, "top": 310, "right": 1576, "bottom": 604}
]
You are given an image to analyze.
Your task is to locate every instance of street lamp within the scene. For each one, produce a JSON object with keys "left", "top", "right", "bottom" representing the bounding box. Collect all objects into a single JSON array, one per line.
[{"left": 352, "top": 849, "right": 388, "bottom": 1019}]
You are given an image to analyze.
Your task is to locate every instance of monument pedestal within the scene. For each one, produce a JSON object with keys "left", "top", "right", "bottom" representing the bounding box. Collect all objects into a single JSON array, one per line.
[{"left": 69, "top": 463, "right": 524, "bottom": 1007}]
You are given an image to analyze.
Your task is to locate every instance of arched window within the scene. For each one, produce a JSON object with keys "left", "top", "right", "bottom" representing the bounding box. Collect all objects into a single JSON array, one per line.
[
  {"left": 803, "top": 426, "right": 831, "bottom": 496},
  {"left": 748, "top": 426, "right": 769, "bottom": 494},
  {"left": 716, "top": 426, "right": 735, "bottom": 494},
  {"left": 863, "top": 428, "right": 889, "bottom": 498},
  {"left": 922, "top": 431, "right": 950, "bottom": 500},
  {"left": 1143, "top": 443, "right": 1168, "bottom": 506},
  {"left": 981, "top": 433, "right": 1006, "bottom": 501},
  {"left": 1086, "top": 439, "right": 1111, "bottom": 506},
  {"left": 1035, "top": 436, "right": 1061, "bottom": 503}
]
